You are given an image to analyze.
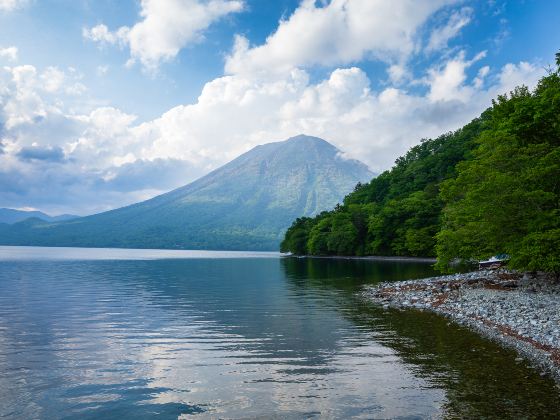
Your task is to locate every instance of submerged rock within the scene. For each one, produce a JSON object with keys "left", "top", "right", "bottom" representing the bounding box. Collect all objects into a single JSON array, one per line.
[{"left": 363, "top": 269, "right": 560, "bottom": 383}]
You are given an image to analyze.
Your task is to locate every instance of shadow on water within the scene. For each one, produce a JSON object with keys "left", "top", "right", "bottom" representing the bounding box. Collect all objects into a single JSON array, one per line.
[
  {"left": 1, "top": 254, "right": 559, "bottom": 418},
  {"left": 282, "top": 257, "right": 560, "bottom": 419}
]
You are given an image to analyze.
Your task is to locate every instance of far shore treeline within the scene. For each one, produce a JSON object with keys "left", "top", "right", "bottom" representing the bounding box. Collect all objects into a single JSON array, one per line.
[{"left": 281, "top": 51, "right": 560, "bottom": 274}]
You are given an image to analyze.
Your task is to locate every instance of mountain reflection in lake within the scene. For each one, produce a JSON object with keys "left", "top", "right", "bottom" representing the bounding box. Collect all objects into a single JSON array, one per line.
[{"left": 0, "top": 247, "right": 558, "bottom": 419}]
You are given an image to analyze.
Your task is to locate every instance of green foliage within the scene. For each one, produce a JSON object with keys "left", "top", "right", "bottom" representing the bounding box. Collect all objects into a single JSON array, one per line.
[
  {"left": 283, "top": 118, "right": 484, "bottom": 257},
  {"left": 436, "top": 64, "right": 560, "bottom": 273},
  {"left": 307, "top": 217, "right": 331, "bottom": 255},
  {"left": 280, "top": 217, "right": 314, "bottom": 254},
  {"left": 513, "top": 229, "right": 560, "bottom": 275},
  {"left": 284, "top": 51, "right": 560, "bottom": 274},
  {"left": 326, "top": 213, "right": 359, "bottom": 255}
]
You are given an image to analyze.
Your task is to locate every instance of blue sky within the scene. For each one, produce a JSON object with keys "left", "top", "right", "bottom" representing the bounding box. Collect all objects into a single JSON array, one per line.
[
  {"left": 1, "top": 0, "right": 307, "bottom": 119},
  {"left": 0, "top": 0, "right": 559, "bottom": 214}
]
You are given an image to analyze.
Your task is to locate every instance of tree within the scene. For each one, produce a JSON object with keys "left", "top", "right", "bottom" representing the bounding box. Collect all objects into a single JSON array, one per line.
[
  {"left": 514, "top": 229, "right": 560, "bottom": 277},
  {"left": 281, "top": 217, "right": 312, "bottom": 254},
  {"left": 436, "top": 61, "right": 560, "bottom": 273},
  {"left": 307, "top": 217, "right": 332, "bottom": 255},
  {"left": 282, "top": 51, "right": 560, "bottom": 275},
  {"left": 281, "top": 119, "right": 482, "bottom": 257},
  {"left": 326, "top": 213, "right": 358, "bottom": 255}
]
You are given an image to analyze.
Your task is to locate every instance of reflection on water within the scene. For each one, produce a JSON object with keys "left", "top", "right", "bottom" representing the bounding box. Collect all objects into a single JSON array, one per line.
[{"left": 0, "top": 247, "right": 558, "bottom": 419}]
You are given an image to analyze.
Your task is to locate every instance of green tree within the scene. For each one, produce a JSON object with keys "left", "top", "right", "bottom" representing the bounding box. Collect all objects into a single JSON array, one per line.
[
  {"left": 280, "top": 217, "right": 313, "bottom": 254},
  {"left": 307, "top": 217, "right": 332, "bottom": 255},
  {"left": 436, "top": 61, "right": 560, "bottom": 273},
  {"left": 515, "top": 229, "right": 560, "bottom": 277},
  {"left": 326, "top": 213, "right": 358, "bottom": 255},
  {"left": 282, "top": 51, "right": 560, "bottom": 275},
  {"left": 281, "top": 119, "right": 483, "bottom": 257}
]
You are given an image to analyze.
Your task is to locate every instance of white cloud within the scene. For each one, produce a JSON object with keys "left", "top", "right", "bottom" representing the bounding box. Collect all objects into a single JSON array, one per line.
[
  {"left": 82, "top": 24, "right": 125, "bottom": 45},
  {"left": 0, "top": 64, "right": 206, "bottom": 214},
  {"left": 40, "top": 66, "right": 65, "bottom": 93},
  {"left": 83, "top": 0, "right": 244, "bottom": 70},
  {"left": 0, "top": 1, "right": 548, "bottom": 215},
  {"left": 0, "top": 46, "right": 18, "bottom": 61},
  {"left": 473, "top": 65, "right": 489, "bottom": 89},
  {"left": 96, "top": 65, "right": 109, "bottom": 76},
  {"left": 0, "top": 54, "right": 545, "bottom": 214},
  {"left": 387, "top": 63, "right": 410, "bottom": 84},
  {"left": 225, "top": 0, "right": 456, "bottom": 75},
  {"left": 0, "top": 0, "right": 27, "bottom": 12},
  {"left": 426, "top": 7, "right": 472, "bottom": 52},
  {"left": 0, "top": 65, "right": 88, "bottom": 132},
  {"left": 427, "top": 51, "right": 486, "bottom": 102},
  {"left": 497, "top": 61, "right": 541, "bottom": 89}
]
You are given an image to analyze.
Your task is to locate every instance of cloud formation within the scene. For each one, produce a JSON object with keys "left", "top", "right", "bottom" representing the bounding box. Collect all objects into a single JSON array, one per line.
[
  {"left": 0, "top": 0, "right": 27, "bottom": 12},
  {"left": 0, "top": 1, "right": 548, "bottom": 214},
  {"left": 225, "top": 0, "right": 456, "bottom": 75},
  {"left": 0, "top": 46, "right": 18, "bottom": 61},
  {"left": 0, "top": 51, "right": 544, "bottom": 214},
  {"left": 426, "top": 7, "right": 473, "bottom": 52},
  {"left": 83, "top": 0, "right": 243, "bottom": 70}
]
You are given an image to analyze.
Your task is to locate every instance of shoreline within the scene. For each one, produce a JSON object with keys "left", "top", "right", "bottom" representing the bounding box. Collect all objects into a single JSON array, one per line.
[
  {"left": 289, "top": 255, "right": 437, "bottom": 263},
  {"left": 362, "top": 270, "right": 560, "bottom": 383}
]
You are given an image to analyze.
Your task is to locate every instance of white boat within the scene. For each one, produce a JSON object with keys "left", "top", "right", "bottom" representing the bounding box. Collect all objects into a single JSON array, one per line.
[{"left": 478, "top": 255, "right": 509, "bottom": 269}]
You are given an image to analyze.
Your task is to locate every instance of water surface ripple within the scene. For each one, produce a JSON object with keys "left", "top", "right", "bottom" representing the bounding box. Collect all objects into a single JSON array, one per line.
[{"left": 0, "top": 246, "right": 559, "bottom": 419}]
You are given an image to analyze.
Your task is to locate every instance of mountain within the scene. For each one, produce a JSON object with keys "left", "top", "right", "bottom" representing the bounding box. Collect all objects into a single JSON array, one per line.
[
  {"left": 0, "top": 135, "right": 373, "bottom": 250},
  {"left": 0, "top": 208, "right": 79, "bottom": 224}
]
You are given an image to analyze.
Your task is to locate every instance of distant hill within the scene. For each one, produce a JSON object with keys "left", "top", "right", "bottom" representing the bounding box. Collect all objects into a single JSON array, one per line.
[
  {"left": 0, "top": 208, "right": 79, "bottom": 224},
  {"left": 0, "top": 135, "right": 372, "bottom": 250}
]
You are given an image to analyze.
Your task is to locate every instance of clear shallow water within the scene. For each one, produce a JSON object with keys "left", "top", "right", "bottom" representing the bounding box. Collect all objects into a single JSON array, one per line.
[{"left": 0, "top": 247, "right": 559, "bottom": 419}]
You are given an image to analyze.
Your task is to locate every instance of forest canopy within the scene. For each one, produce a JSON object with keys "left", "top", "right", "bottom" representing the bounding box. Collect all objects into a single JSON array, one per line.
[{"left": 281, "top": 52, "right": 560, "bottom": 274}]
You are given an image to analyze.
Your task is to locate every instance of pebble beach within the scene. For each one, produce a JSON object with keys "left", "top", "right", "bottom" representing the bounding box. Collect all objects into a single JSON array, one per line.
[{"left": 363, "top": 270, "right": 560, "bottom": 383}]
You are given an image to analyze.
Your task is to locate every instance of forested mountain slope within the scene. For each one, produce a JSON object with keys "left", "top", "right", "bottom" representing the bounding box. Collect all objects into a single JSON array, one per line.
[{"left": 282, "top": 52, "right": 560, "bottom": 274}]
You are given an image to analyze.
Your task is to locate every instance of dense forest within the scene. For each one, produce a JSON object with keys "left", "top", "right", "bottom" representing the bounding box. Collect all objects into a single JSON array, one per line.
[{"left": 281, "top": 52, "right": 560, "bottom": 274}]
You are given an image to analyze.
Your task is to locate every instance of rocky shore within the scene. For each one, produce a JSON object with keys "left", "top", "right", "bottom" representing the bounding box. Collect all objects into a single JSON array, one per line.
[
  {"left": 363, "top": 269, "right": 560, "bottom": 383},
  {"left": 297, "top": 255, "right": 437, "bottom": 263}
]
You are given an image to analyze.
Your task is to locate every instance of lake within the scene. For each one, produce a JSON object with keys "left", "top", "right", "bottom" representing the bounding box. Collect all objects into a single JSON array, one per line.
[{"left": 0, "top": 246, "right": 559, "bottom": 419}]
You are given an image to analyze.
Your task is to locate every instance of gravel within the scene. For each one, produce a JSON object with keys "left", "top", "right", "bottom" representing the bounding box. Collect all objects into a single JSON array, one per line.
[{"left": 362, "top": 269, "right": 560, "bottom": 383}]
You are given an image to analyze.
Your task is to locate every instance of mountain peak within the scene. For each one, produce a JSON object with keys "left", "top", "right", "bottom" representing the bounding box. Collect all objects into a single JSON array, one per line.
[
  {"left": 1, "top": 135, "right": 373, "bottom": 251},
  {"left": 285, "top": 134, "right": 332, "bottom": 145},
  {"left": 248, "top": 134, "right": 334, "bottom": 154}
]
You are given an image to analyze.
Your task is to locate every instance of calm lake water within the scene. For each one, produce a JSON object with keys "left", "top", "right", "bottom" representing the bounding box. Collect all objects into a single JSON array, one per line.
[{"left": 0, "top": 246, "right": 559, "bottom": 419}]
